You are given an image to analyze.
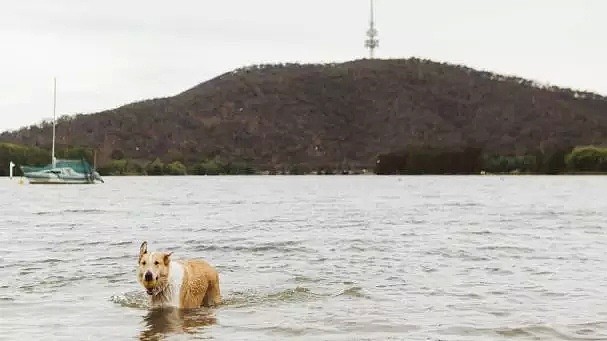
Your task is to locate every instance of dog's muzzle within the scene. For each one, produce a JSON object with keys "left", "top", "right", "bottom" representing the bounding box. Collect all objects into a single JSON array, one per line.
[{"left": 143, "top": 271, "right": 160, "bottom": 295}]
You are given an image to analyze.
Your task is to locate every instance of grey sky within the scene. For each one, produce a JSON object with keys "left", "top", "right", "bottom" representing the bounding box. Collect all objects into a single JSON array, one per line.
[{"left": 1, "top": 0, "right": 605, "bottom": 132}]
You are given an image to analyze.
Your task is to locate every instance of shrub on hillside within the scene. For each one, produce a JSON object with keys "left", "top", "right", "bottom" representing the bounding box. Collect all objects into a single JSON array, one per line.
[
  {"left": 565, "top": 146, "right": 607, "bottom": 172},
  {"left": 145, "top": 158, "right": 165, "bottom": 175},
  {"left": 164, "top": 161, "right": 187, "bottom": 175}
]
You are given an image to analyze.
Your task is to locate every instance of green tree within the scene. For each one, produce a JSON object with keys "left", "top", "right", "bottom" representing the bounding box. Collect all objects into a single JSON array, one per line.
[
  {"left": 191, "top": 160, "right": 221, "bottom": 175},
  {"left": 145, "top": 158, "right": 165, "bottom": 175},
  {"left": 565, "top": 146, "right": 607, "bottom": 172},
  {"left": 164, "top": 161, "right": 187, "bottom": 175}
]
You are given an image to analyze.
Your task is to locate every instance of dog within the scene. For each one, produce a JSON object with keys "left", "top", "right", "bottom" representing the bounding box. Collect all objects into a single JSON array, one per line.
[{"left": 137, "top": 241, "right": 221, "bottom": 309}]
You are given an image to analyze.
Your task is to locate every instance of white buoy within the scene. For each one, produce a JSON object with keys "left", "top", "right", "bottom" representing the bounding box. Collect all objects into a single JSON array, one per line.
[{"left": 9, "top": 161, "right": 15, "bottom": 179}]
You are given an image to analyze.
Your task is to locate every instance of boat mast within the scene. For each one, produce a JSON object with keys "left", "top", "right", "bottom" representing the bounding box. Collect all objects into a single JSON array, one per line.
[{"left": 51, "top": 77, "right": 57, "bottom": 168}]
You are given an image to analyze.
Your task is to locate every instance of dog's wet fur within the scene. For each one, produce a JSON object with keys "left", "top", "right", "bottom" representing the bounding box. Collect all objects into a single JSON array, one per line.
[{"left": 137, "top": 241, "right": 221, "bottom": 309}]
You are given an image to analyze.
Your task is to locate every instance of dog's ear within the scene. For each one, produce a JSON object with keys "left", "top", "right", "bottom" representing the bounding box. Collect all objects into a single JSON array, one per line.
[
  {"left": 163, "top": 252, "right": 173, "bottom": 266},
  {"left": 139, "top": 241, "right": 148, "bottom": 260}
]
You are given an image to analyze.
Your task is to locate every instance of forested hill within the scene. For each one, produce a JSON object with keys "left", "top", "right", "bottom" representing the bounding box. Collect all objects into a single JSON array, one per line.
[{"left": 2, "top": 58, "right": 607, "bottom": 173}]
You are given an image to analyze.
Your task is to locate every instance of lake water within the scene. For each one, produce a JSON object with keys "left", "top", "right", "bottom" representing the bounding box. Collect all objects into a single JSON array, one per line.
[{"left": 1, "top": 175, "right": 607, "bottom": 340}]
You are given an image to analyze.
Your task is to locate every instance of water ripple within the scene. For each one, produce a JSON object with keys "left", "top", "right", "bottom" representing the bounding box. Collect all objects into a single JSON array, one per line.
[{"left": 3, "top": 176, "right": 607, "bottom": 340}]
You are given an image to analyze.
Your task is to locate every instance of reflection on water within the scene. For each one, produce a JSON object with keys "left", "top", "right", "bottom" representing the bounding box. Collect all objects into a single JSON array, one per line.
[{"left": 139, "top": 307, "right": 217, "bottom": 341}]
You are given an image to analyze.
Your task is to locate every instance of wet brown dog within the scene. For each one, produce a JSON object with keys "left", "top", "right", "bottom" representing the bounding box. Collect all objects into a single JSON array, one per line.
[{"left": 137, "top": 241, "right": 221, "bottom": 309}]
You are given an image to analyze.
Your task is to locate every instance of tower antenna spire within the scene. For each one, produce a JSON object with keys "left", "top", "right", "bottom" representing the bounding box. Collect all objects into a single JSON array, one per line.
[{"left": 364, "top": 0, "right": 379, "bottom": 59}]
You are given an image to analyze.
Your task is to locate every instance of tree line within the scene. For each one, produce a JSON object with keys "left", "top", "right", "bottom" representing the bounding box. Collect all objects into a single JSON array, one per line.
[
  {"left": 3, "top": 142, "right": 607, "bottom": 176},
  {"left": 97, "top": 158, "right": 256, "bottom": 176},
  {"left": 375, "top": 145, "right": 606, "bottom": 175},
  {"left": 0, "top": 143, "right": 258, "bottom": 176}
]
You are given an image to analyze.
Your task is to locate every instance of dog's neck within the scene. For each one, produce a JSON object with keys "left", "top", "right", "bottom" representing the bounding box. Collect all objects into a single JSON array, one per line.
[
  {"left": 150, "top": 282, "right": 174, "bottom": 305},
  {"left": 149, "top": 260, "right": 183, "bottom": 308}
]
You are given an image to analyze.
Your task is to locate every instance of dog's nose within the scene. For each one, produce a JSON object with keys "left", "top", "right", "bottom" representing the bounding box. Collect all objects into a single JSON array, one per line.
[{"left": 144, "top": 271, "right": 153, "bottom": 282}]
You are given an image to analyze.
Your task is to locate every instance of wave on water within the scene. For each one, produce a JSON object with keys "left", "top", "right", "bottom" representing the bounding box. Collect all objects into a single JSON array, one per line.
[
  {"left": 34, "top": 208, "right": 112, "bottom": 215},
  {"left": 111, "top": 286, "right": 328, "bottom": 310},
  {"left": 440, "top": 323, "right": 607, "bottom": 340},
  {"left": 216, "top": 286, "right": 325, "bottom": 308},
  {"left": 333, "top": 286, "right": 370, "bottom": 299},
  {"left": 110, "top": 290, "right": 150, "bottom": 309},
  {"left": 187, "top": 240, "right": 310, "bottom": 253},
  {"left": 111, "top": 284, "right": 370, "bottom": 312}
]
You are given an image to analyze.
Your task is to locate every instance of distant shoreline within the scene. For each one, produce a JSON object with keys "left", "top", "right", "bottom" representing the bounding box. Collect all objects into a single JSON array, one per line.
[{"left": 6, "top": 172, "right": 607, "bottom": 178}]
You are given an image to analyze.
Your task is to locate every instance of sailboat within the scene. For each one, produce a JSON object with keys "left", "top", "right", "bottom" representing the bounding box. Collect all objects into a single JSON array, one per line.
[{"left": 20, "top": 78, "right": 104, "bottom": 184}]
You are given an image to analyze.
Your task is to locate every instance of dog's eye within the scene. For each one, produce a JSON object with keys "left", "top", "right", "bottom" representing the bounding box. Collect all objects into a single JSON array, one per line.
[
  {"left": 154, "top": 261, "right": 160, "bottom": 265},
  {"left": 141, "top": 261, "right": 146, "bottom": 266}
]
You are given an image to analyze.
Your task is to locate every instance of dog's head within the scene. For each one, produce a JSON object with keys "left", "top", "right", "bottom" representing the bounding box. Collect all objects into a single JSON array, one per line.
[{"left": 137, "top": 241, "right": 173, "bottom": 296}]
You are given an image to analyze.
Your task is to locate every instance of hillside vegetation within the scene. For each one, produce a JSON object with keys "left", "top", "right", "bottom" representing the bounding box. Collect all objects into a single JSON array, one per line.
[{"left": 2, "top": 58, "right": 607, "bottom": 175}]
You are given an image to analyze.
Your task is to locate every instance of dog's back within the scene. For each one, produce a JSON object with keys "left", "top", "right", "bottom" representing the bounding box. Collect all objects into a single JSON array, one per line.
[{"left": 179, "top": 259, "right": 221, "bottom": 308}]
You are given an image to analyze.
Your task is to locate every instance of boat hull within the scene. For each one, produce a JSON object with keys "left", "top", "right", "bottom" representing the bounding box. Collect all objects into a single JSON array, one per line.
[{"left": 26, "top": 177, "right": 96, "bottom": 185}]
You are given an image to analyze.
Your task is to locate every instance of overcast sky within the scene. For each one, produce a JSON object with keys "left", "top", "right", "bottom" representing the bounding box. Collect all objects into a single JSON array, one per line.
[{"left": 1, "top": 0, "right": 605, "bottom": 132}]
